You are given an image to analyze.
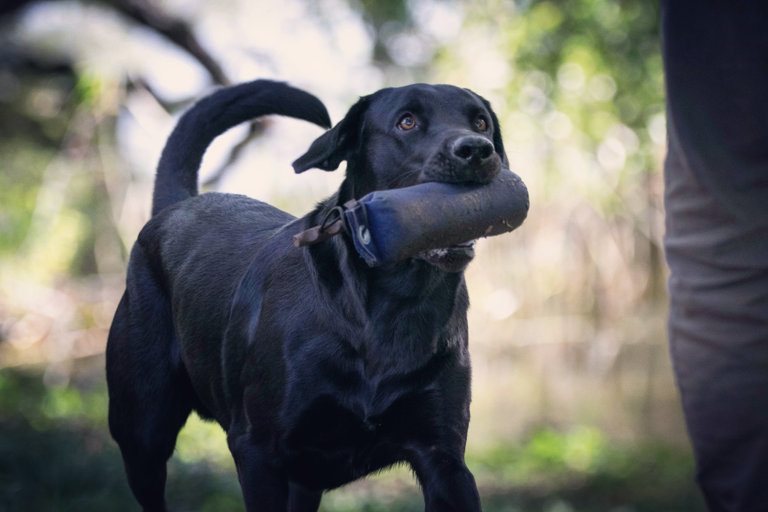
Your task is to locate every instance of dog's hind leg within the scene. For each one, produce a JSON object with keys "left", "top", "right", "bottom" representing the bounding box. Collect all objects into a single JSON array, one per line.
[{"left": 107, "top": 257, "right": 193, "bottom": 512}]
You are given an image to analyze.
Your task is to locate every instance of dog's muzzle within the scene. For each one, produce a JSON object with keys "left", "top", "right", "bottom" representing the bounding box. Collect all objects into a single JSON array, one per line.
[{"left": 418, "top": 134, "right": 500, "bottom": 186}]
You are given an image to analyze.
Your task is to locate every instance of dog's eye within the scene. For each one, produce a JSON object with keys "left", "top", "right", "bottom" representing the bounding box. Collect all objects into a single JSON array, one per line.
[
  {"left": 474, "top": 117, "right": 488, "bottom": 132},
  {"left": 397, "top": 114, "right": 417, "bottom": 131}
]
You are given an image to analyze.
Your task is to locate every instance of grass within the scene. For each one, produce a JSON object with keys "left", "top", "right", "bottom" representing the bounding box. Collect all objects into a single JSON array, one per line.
[{"left": 0, "top": 359, "right": 705, "bottom": 512}]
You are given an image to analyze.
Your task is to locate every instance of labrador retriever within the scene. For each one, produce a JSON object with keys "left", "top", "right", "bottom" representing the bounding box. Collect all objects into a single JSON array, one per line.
[{"left": 107, "top": 79, "right": 507, "bottom": 512}]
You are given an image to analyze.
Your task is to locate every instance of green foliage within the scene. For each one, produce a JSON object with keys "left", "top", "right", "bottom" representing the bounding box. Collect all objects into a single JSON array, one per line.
[
  {"left": 74, "top": 72, "right": 103, "bottom": 108},
  {"left": 511, "top": 0, "right": 662, "bottom": 132},
  {"left": 469, "top": 426, "right": 705, "bottom": 512},
  {"left": 457, "top": 0, "right": 663, "bottom": 214},
  {"left": 0, "top": 363, "right": 244, "bottom": 512},
  {"left": 355, "top": 0, "right": 410, "bottom": 27},
  {"left": 0, "top": 142, "right": 53, "bottom": 252},
  {"left": 0, "top": 364, "right": 703, "bottom": 512}
]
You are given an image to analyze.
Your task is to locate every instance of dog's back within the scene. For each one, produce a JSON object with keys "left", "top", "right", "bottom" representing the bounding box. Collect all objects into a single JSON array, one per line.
[{"left": 138, "top": 194, "right": 298, "bottom": 411}]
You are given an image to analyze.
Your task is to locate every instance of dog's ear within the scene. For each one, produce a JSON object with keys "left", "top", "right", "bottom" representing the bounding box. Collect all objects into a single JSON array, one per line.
[
  {"left": 293, "top": 96, "right": 371, "bottom": 173},
  {"left": 478, "top": 96, "right": 508, "bottom": 167}
]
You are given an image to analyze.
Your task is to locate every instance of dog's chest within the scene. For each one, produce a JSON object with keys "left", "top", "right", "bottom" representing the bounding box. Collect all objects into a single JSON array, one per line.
[{"left": 279, "top": 361, "right": 443, "bottom": 488}]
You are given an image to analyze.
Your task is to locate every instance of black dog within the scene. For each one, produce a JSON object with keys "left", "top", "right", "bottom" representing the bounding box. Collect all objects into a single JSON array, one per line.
[{"left": 107, "top": 79, "right": 507, "bottom": 511}]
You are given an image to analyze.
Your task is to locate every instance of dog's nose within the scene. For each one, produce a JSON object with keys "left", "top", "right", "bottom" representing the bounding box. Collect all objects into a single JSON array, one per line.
[{"left": 452, "top": 136, "right": 494, "bottom": 165}]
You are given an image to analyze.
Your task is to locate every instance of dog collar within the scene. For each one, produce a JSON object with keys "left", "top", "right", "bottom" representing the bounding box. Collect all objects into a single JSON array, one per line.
[{"left": 294, "top": 199, "right": 380, "bottom": 266}]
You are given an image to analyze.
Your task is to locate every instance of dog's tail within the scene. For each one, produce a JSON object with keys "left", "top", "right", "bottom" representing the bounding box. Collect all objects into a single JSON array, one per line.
[{"left": 151, "top": 80, "right": 332, "bottom": 216}]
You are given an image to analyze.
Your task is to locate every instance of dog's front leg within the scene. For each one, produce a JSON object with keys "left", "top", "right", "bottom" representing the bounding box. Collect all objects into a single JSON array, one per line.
[
  {"left": 288, "top": 482, "right": 322, "bottom": 512},
  {"left": 228, "top": 433, "right": 289, "bottom": 511},
  {"left": 409, "top": 447, "right": 482, "bottom": 512}
]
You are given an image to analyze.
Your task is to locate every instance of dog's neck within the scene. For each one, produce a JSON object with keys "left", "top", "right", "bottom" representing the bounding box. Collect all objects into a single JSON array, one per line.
[
  {"left": 305, "top": 195, "right": 465, "bottom": 292},
  {"left": 303, "top": 200, "right": 469, "bottom": 369}
]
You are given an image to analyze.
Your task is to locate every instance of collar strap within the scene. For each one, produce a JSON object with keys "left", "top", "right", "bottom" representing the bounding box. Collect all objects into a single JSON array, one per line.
[
  {"left": 293, "top": 198, "right": 380, "bottom": 266},
  {"left": 293, "top": 203, "right": 349, "bottom": 248}
]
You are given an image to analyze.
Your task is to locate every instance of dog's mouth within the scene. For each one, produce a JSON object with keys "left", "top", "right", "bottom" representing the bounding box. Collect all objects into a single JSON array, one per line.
[{"left": 418, "top": 240, "right": 476, "bottom": 273}]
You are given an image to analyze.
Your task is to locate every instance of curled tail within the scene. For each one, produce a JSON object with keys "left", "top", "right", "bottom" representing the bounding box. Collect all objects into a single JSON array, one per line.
[{"left": 151, "top": 80, "right": 332, "bottom": 216}]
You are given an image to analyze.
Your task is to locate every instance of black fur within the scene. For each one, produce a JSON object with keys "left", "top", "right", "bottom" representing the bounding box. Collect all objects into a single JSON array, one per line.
[{"left": 107, "top": 79, "right": 507, "bottom": 511}]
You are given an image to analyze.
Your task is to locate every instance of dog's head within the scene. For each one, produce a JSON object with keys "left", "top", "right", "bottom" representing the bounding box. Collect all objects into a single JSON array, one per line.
[{"left": 293, "top": 84, "right": 508, "bottom": 272}]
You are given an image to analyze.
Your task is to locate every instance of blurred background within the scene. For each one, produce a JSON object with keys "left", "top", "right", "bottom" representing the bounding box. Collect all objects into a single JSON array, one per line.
[{"left": 0, "top": 0, "right": 706, "bottom": 510}]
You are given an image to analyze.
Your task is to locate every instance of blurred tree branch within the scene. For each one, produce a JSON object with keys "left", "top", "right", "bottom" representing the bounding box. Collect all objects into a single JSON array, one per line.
[
  {"left": 1, "top": 0, "right": 229, "bottom": 86},
  {"left": 3, "top": 0, "right": 273, "bottom": 191},
  {"left": 99, "top": 0, "right": 230, "bottom": 86}
]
